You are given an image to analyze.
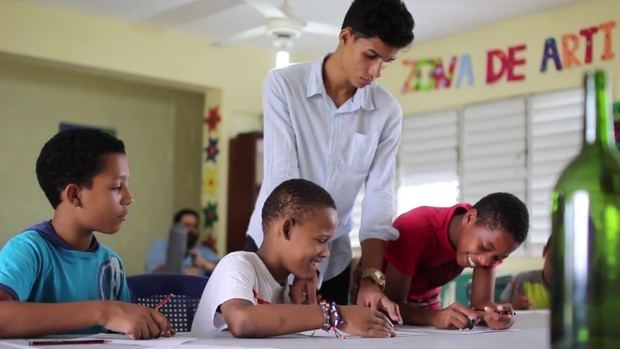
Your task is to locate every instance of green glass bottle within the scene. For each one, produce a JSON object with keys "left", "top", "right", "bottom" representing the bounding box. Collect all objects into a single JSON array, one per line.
[{"left": 551, "top": 70, "right": 620, "bottom": 349}]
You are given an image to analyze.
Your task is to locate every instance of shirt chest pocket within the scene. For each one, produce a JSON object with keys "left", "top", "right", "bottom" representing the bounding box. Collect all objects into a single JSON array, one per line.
[{"left": 344, "top": 132, "right": 377, "bottom": 173}]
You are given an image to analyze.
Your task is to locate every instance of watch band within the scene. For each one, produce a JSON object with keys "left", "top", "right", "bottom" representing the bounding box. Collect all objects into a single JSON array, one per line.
[{"left": 361, "top": 267, "right": 386, "bottom": 290}]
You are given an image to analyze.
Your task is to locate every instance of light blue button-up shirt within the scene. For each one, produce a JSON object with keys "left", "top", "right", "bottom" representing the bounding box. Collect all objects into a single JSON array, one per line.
[{"left": 247, "top": 57, "right": 402, "bottom": 281}]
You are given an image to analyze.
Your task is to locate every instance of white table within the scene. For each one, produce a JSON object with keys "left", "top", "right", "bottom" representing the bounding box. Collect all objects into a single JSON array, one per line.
[{"left": 0, "top": 310, "right": 549, "bottom": 349}]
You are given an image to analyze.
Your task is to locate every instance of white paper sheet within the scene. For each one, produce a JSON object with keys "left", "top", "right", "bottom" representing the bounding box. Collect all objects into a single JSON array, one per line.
[
  {"left": 293, "top": 329, "right": 424, "bottom": 338},
  {"left": 395, "top": 325, "right": 513, "bottom": 335},
  {"left": 89, "top": 333, "right": 195, "bottom": 346},
  {"left": 295, "top": 329, "right": 357, "bottom": 338},
  {"left": 0, "top": 341, "right": 31, "bottom": 349},
  {"left": 143, "top": 346, "right": 277, "bottom": 349}
]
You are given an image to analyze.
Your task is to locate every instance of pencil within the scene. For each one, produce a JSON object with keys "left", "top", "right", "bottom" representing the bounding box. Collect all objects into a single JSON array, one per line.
[
  {"left": 28, "top": 339, "right": 107, "bottom": 346},
  {"left": 154, "top": 293, "right": 175, "bottom": 311},
  {"left": 472, "top": 307, "right": 516, "bottom": 316}
]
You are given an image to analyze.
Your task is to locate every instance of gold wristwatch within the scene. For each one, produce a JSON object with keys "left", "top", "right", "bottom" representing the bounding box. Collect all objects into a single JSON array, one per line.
[{"left": 361, "top": 268, "right": 386, "bottom": 290}]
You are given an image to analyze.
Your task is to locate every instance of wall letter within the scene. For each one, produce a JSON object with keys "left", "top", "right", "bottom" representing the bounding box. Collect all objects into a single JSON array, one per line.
[
  {"left": 401, "top": 59, "right": 418, "bottom": 94},
  {"left": 486, "top": 49, "right": 507, "bottom": 84},
  {"left": 540, "top": 37, "right": 562, "bottom": 73},
  {"left": 416, "top": 59, "right": 437, "bottom": 91},
  {"left": 579, "top": 26, "right": 598, "bottom": 64},
  {"left": 599, "top": 20, "right": 616, "bottom": 61},
  {"left": 507, "top": 44, "right": 527, "bottom": 81},
  {"left": 432, "top": 56, "right": 457, "bottom": 89},
  {"left": 455, "top": 54, "right": 474, "bottom": 88},
  {"left": 561, "top": 34, "right": 581, "bottom": 69}
]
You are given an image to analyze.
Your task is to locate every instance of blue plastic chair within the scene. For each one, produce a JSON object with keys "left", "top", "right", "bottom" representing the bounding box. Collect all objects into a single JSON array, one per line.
[
  {"left": 127, "top": 273, "right": 208, "bottom": 332},
  {"left": 464, "top": 274, "right": 513, "bottom": 303},
  {"left": 454, "top": 273, "right": 473, "bottom": 305},
  {"left": 493, "top": 275, "right": 513, "bottom": 302}
]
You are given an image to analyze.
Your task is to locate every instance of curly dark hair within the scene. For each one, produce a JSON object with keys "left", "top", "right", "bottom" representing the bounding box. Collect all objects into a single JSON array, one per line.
[
  {"left": 342, "top": 0, "right": 415, "bottom": 48},
  {"left": 36, "top": 128, "right": 125, "bottom": 209},
  {"left": 262, "top": 179, "right": 336, "bottom": 232},
  {"left": 473, "top": 192, "right": 529, "bottom": 243}
]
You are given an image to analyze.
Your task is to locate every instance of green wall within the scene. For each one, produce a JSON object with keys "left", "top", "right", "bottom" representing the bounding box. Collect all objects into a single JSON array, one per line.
[{"left": 0, "top": 54, "right": 203, "bottom": 275}]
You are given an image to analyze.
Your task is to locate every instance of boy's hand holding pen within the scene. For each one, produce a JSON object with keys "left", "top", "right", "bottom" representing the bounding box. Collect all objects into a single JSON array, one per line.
[
  {"left": 431, "top": 303, "right": 480, "bottom": 330},
  {"left": 472, "top": 305, "right": 517, "bottom": 316}
]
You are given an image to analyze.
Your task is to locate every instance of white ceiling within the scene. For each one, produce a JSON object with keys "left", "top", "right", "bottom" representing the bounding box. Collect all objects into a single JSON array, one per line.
[{"left": 28, "top": 0, "right": 587, "bottom": 59}]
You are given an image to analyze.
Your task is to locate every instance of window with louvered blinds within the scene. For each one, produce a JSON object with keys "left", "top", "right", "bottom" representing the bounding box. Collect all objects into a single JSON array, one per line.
[
  {"left": 461, "top": 97, "right": 527, "bottom": 206},
  {"left": 397, "top": 110, "right": 459, "bottom": 214},
  {"left": 528, "top": 88, "right": 583, "bottom": 253},
  {"left": 399, "top": 110, "right": 459, "bottom": 186},
  {"left": 352, "top": 110, "right": 460, "bottom": 253},
  {"left": 351, "top": 88, "right": 583, "bottom": 257}
]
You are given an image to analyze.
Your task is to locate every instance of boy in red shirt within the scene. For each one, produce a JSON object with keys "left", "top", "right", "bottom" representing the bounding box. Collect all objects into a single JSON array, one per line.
[{"left": 382, "top": 192, "right": 529, "bottom": 330}]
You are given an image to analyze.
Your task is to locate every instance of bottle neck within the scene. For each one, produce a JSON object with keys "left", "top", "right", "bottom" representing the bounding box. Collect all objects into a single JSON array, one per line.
[{"left": 584, "top": 70, "right": 614, "bottom": 149}]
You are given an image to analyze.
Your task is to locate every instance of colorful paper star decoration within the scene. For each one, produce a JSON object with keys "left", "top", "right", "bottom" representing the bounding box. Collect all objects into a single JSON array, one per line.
[
  {"left": 204, "top": 106, "right": 221, "bottom": 132},
  {"left": 204, "top": 137, "right": 219, "bottom": 163},
  {"left": 203, "top": 167, "right": 218, "bottom": 196},
  {"left": 202, "top": 202, "right": 219, "bottom": 228}
]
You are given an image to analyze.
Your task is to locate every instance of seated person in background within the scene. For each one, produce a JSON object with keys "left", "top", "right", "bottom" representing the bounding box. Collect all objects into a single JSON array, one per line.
[
  {"left": 377, "top": 192, "right": 529, "bottom": 330},
  {"left": 145, "top": 208, "right": 218, "bottom": 276},
  {"left": 499, "top": 235, "right": 551, "bottom": 310},
  {"left": 0, "top": 128, "right": 171, "bottom": 338},
  {"left": 191, "top": 179, "right": 395, "bottom": 338}
]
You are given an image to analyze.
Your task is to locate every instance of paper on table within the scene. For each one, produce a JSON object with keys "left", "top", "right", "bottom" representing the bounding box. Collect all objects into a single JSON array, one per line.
[
  {"left": 89, "top": 333, "right": 195, "bottom": 346},
  {"left": 395, "top": 325, "right": 511, "bottom": 335},
  {"left": 0, "top": 340, "right": 31, "bottom": 349},
  {"left": 393, "top": 330, "right": 428, "bottom": 337},
  {"left": 144, "top": 346, "right": 277, "bottom": 349},
  {"left": 296, "top": 330, "right": 357, "bottom": 338},
  {"left": 517, "top": 309, "right": 550, "bottom": 315},
  {"left": 294, "top": 329, "right": 424, "bottom": 338}
]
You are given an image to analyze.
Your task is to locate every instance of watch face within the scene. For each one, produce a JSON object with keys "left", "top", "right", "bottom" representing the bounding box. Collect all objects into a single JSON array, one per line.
[
  {"left": 364, "top": 269, "right": 386, "bottom": 287},
  {"left": 374, "top": 270, "right": 386, "bottom": 282}
]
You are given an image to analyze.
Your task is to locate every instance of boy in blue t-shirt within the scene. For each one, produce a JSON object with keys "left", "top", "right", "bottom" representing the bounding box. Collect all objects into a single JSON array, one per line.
[{"left": 0, "top": 128, "right": 172, "bottom": 339}]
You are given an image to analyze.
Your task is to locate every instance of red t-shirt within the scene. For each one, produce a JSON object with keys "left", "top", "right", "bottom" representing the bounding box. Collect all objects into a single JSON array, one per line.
[{"left": 385, "top": 203, "right": 471, "bottom": 306}]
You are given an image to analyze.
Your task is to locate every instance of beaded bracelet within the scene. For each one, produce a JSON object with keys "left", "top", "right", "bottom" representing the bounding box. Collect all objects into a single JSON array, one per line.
[
  {"left": 328, "top": 301, "right": 345, "bottom": 329},
  {"left": 317, "top": 300, "right": 346, "bottom": 338},
  {"left": 319, "top": 300, "right": 331, "bottom": 331}
]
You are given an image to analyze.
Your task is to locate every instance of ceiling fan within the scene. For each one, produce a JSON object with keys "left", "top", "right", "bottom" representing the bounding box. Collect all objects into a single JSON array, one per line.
[{"left": 213, "top": 0, "right": 341, "bottom": 66}]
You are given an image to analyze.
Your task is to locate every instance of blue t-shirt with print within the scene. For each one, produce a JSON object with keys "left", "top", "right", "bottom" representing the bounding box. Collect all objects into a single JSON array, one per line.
[{"left": 0, "top": 221, "right": 131, "bottom": 334}]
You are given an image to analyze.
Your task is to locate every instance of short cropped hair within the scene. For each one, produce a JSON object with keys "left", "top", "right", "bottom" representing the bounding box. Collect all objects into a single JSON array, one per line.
[
  {"left": 36, "top": 128, "right": 125, "bottom": 209},
  {"left": 473, "top": 192, "right": 529, "bottom": 243},
  {"left": 262, "top": 179, "right": 336, "bottom": 232},
  {"left": 342, "top": 0, "right": 415, "bottom": 48},
  {"left": 174, "top": 208, "right": 200, "bottom": 224}
]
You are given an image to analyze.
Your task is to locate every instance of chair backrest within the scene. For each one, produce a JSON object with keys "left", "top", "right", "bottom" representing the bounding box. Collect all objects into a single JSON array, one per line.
[
  {"left": 463, "top": 274, "right": 514, "bottom": 304},
  {"left": 454, "top": 273, "right": 473, "bottom": 305},
  {"left": 493, "top": 274, "right": 513, "bottom": 302},
  {"left": 127, "top": 273, "right": 208, "bottom": 332}
]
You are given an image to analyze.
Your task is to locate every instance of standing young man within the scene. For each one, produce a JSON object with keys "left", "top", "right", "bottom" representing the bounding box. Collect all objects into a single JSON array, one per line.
[{"left": 245, "top": 0, "right": 414, "bottom": 321}]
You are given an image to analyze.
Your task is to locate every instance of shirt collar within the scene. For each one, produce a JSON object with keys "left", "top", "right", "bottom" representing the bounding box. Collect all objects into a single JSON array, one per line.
[
  {"left": 305, "top": 55, "right": 375, "bottom": 112},
  {"left": 24, "top": 220, "right": 100, "bottom": 252},
  {"left": 440, "top": 203, "right": 472, "bottom": 253}
]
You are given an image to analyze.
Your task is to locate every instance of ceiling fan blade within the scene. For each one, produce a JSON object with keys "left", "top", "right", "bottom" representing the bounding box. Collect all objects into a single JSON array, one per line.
[
  {"left": 245, "top": 0, "right": 287, "bottom": 19},
  {"left": 304, "top": 21, "right": 341, "bottom": 36},
  {"left": 212, "top": 25, "right": 268, "bottom": 46}
]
